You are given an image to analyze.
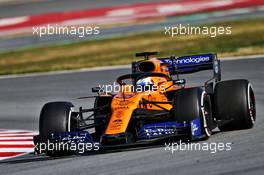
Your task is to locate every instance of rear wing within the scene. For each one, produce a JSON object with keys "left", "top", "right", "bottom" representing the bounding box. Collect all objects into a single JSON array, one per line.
[{"left": 160, "top": 53, "right": 221, "bottom": 82}]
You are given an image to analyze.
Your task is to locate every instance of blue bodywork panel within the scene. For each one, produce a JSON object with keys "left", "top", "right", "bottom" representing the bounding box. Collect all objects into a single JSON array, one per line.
[
  {"left": 138, "top": 118, "right": 205, "bottom": 140},
  {"left": 138, "top": 121, "right": 188, "bottom": 139},
  {"left": 51, "top": 131, "right": 94, "bottom": 144},
  {"left": 191, "top": 118, "right": 203, "bottom": 139},
  {"left": 160, "top": 53, "right": 216, "bottom": 74}
]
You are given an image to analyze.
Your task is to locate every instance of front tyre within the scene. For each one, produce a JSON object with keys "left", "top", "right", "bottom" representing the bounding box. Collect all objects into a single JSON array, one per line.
[{"left": 39, "top": 101, "right": 75, "bottom": 156}]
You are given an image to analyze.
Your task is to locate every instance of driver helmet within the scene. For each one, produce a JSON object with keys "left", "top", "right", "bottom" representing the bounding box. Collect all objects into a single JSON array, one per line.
[{"left": 136, "top": 77, "right": 154, "bottom": 91}]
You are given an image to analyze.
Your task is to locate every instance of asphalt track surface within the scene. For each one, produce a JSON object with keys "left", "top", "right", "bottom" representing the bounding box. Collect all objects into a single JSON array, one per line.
[{"left": 0, "top": 57, "right": 263, "bottom": 174}]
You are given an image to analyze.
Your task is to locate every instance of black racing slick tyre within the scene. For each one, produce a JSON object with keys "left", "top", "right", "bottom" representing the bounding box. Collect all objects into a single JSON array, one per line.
[
  {"left": 173, "top": 87, "right": 213, "bottom": 139},
  {"left": 39, "top": 101, "right": 75, "bottom": 156},
  {"left": 214, "top": 79, "right": 256, "bottom": 131}
]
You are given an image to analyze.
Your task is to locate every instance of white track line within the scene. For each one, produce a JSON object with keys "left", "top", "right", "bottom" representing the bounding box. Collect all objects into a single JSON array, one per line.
[
  {"left": 0, "top": 148, "right": 34, "bottom": 152},
  {"left": 0, "top": 54, "right": 263, "bottom": 80},
  {"left": 0, "top": 129, "right": 36, "bottom": 132},
  {"left": 0, "top": 133, "right": 38, "bottom": 136},
  {"left": 220, "top": 54, "right": 264, "bottom": 61},
  {"left": 0, "top": 65, "right": 131, "bottom": 80},
  {"left": 0, "top": 141, "right": 34, "bottom": 145},
  {"left": 0, "top": 130, "right": 36, "bottom": 161},
  {"left": 0, "top": 137, "right": 33, "bottom": 140}
]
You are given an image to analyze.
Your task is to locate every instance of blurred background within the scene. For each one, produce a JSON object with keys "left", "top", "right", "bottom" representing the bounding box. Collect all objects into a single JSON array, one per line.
[{"left": 0, "top": 0, "right": 263, "bottom": 75}]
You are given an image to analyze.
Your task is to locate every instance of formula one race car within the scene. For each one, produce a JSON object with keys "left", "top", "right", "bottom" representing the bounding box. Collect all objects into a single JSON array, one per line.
[{"left": 33, "top": 52, "right": 256, "bottom": 156}]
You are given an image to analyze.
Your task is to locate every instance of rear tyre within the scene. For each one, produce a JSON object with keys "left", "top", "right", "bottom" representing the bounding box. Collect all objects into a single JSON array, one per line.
[
  {"left": 173, "top": 88, "right": 213, "bottom": 139},
  {"left": 39, "top": 101, "right": 75, "bottom": 156},
  {"left": 214, "top": 79, "right": 256, "bottom": 131}
]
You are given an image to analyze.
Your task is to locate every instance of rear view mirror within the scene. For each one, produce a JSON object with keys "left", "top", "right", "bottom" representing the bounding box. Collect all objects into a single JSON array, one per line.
[
  {"left": 92, "top": 87, "right": 101, "bottom": 93},
  {"left": 173, "top": 79, "right": 186, "bottom": 85}
]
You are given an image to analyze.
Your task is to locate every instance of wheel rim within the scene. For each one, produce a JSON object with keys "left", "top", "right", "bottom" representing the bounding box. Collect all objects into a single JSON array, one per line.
[
  {"left": 68, "top": 107, "right": 79, "bottom": 132},
  {"left": 201, "top": 92, "right": 212, "bottom": 137},
  {"left": 248, "top": 84, "right": 256, "bottom": 123}
]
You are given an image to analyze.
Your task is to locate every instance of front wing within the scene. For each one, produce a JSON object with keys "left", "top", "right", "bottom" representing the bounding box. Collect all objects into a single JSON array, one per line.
[{"left": 33, "top": 117, "right": 206, "bottom": 154}]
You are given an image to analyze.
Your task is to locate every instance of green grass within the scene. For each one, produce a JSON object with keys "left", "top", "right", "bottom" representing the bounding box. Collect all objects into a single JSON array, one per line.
[{"left": 1, "top": 18, "right": 264, "bottom": 75}]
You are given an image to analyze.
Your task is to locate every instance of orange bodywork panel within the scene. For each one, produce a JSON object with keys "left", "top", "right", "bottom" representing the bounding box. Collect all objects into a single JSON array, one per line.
[
  {"left": 105, "top": 93, "right": 142, "bottom": 135},
  {"left": 105, "top": 83, "right": 180, "bottom": 135},
  {"left": 105, "top": 58, "right": 181, "bottom": 135}
]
